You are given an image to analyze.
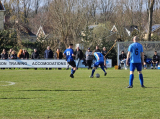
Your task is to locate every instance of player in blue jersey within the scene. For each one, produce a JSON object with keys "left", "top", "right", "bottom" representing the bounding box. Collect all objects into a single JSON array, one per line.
[
  {"left": 90, "top": 51, "right": 107, "bottom": 78},
  {"left": 63, "top": 44, "right": 76, "bottom": 78},
  {"left": 126, "top": 36, "right": 145, "bottom": 88}
]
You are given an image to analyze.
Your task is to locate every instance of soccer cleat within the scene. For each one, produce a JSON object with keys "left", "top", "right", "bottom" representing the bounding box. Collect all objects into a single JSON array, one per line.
[
  {"left": 104, "top": 72, "right": 107, "bottom": 76},
  {"left": 89, "top": 76, "right": 94, "bottom": 78},
  {"left": 151, "top": 66, "right": 153, "bottom": 69},
  {"left": 141, "top": 85, "right": 145, "bottom": 88},
  {"left": 70, "top": 74, "right": 74, "bottom": 78},
  {"left": 126, "top": 85, "right": 133, "bottom": 88}
]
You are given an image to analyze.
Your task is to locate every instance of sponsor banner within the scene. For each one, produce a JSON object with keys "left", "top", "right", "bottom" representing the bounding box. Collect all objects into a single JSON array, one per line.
[{"left": 0, "top": 59, "right": 112, "bottom": 68}]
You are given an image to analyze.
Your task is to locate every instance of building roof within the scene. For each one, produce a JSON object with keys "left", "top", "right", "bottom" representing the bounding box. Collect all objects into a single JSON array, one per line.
[{"left": 0, "top": 1, "right": 5, "bottom": 11}]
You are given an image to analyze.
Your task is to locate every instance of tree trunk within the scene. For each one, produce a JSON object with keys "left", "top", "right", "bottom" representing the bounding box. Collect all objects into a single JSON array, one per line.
[{"left": 147, "top": 0, "right": 155, "bottom": 41}]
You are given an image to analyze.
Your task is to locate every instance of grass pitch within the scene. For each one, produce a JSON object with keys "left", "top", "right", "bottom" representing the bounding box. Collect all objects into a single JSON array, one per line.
[{"left": 0, "top": 69, "right": 160, "bottom": 119}]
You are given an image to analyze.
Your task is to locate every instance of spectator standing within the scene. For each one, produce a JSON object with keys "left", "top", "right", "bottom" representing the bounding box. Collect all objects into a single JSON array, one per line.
[
  {"left": 8, "top": 49, "right": 13, "bottom": 59},
  {"left": 74, "top": 47, "right": 83, "bottom": 69},
  {"left": 151, "top": 51, "right": 159, "bottom": 69},
  {"left": 102, "top": 47, "right": 108, "bottom": 69},
  {"left": 1, "top": 49, "right": 8, "bottom": 69},
  {"left": 95, "top": 46, "right": 101, "bottom": 52},
  {"left": 24, "top": 50, "right": 29, "bottom": 59},
  {"left": 44, "top": 46, "right": 53, "bottom": 70},
  {"left": 119, "top": 51, "right": 127, "bottom": 69},
  {"left": 11, "top": 50, "right": 17, "bottom": 59},
  {"left": 17, "top": 49, "right": 24, "bottom": 59},
  {"left": 31, "top": 49, "right": 39, "bottom": 70},
  {"left": 85, "top": 48, "right": 93, "bottom": 69},
  {"left": 54, "top": 48, "right": 63, "bottom": 70}
]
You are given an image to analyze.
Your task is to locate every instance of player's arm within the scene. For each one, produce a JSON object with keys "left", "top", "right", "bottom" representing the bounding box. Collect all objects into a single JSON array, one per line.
[
  {"left": 95, "top": 53, "right": 99, "bottom": 60},
  {"left": 126, "top": 52, "right": 130, "bottom": 66},
  {"left": 141, "top": 52, "right": 144, "bottom": 65}
]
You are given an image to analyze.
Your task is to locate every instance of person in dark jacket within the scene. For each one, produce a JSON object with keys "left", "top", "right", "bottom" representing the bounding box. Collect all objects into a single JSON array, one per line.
[
  {"left": 8, "top": 49, "right": 13, "bottom": 59},
  {"left": 54, "top": 48, "right": 63, "bottom": 59},
  {"left": 44, "top": 46, "right": 53, "bottom": 70},
  {"left": 74, "top": 46, "right": 83, "bottom": 69},
  {"left": 24, "top": 50, "right": 29, "bottom": 59},
  {"left": 31, "top": 49, "right": 39, "bottom": 70},
  {"left": 31, "top": 49, "right": 39, "bottom": 59},
  {"left": 1, "top": 50, "right": 8, "bottom": 59},
  {"left": 54, "top": 48, "right": 63, "bottom": 70},
  {"left": 101, "top": 47, "right": 108, "bottom": 69},
  {"left": 85, "top": 48, "right": 93, "bottom": 69},
  {"left": 11, "top": 50, "right": 17, "bottom": 59},
  {"left": 44, "top": 46, "right": 53, "bottom": 59},
  {"left": 151, "top": 51, "right": 159, "bottom": 69},
  {"left": 17, "top": 49, "right": 24, "bottom": 59},
  {"left": 119, "top": 51, "right": 127, "bottom": 69}
]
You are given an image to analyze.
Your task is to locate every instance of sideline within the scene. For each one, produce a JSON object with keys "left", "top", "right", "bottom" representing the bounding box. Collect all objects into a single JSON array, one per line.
[{"left": 0, "top": 81, "right": 16, "bottom": 86}]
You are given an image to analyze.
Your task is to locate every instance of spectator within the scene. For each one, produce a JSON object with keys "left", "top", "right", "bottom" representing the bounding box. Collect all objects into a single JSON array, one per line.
[
  {"left": 31, "top": 49, "right": 39, "bottom": 59},
  {"left": 85, "top": 48, "right": 93, "bottom": 69},
  {"left": 44, "top": 46, "right": 53, "bottom": 59},
  {"left": 54, "top": 48, "right": 63, "bottom": 70},
  {"left": 74, "top": 46, "right": 83, "bottom": 69},
  {"left": 143, "top": 54, "right": 147, "bottom": 69},
  {"left": 24, "top": 50, "right": 29, "bottom": 59},
  {"left": 8, "top": 49, "right": 13, "bottom": 59},
  {"left": 17, "top": 49, "right": 24, "bottom": 59},
  {"left": 102, "top": 47, "right": 108, "bottom": 69},
  {"left": 95, "top": 46, "right": 101, "bottom": 52},
  {"left": 31, "top": 49, "right": 39, "bottom": 70},
  {"left": 11, "top": 50, "right": 17, "bottom": 59},
  {"left": 54, "top": 48, "right": 63, "bottom": 59},
  {"left": 151, "top": 51, "right": 159, "bottom": 69},
  {"left": 1, "top": 49, "right": 8, "bottom": 59},
  {"left": 119, "top": 51, "right": 127, "bottom": 70},
  {"left": 44, "top": 46, "right": 53, "bottom": 70}
]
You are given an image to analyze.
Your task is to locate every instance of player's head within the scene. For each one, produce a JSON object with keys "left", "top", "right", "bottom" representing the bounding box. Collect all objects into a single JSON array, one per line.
[
  {"left": 69, "top": 44, "right": 73, "bottom": 48},
  {"left": 154, "top": 51, "right": 157, "bottom": 55},
  {"left": 133, "top": 36, "right": 139, "bottom": 42},
  {"left": 121, "top": 51, "right": 124, "bottom": 54}
]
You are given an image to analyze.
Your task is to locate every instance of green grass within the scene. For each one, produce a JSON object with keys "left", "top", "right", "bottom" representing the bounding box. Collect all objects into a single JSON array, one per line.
[{"left": 0, "top": 69, "right": 160, "bottom": 119}]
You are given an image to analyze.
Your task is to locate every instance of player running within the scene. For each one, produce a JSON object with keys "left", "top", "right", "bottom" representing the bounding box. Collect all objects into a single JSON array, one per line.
[
  {"left": 126, "top": 36, "right": 145, "bottom": 88},
  {"left": 90, "top": 51, "right": 107, "bottom": 78},
  {"left": 63, "top": 44, "right": 76, "bottom": 78}
]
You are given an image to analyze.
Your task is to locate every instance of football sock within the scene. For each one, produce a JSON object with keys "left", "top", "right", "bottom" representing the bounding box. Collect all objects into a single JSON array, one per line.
[
  {"left": 139, "top": 74, "right": 144, "bottom": 86},
  {"left": 73, "top": 70, "right": 75, "bottom": 74},
  {"left": 129, "top": 74, "right": 134, "bottom": 86},
  {"left": 151, "top": 63, "right": 153, "bottom": 66},
  {"left": 156, "top": 63, "right": 158, "bottom": 66},
  {"left": 101, "top": 67, "right": 106, "bottom": 73},
  {"left": 71, "top": 68, "right": 74, "bottom": 74},
  {"left": 91, "top": 69, "right": 95, "bottom": 76}
]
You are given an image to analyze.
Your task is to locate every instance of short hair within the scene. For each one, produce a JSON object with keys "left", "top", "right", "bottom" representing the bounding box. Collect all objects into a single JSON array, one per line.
[
  {"left": 121, "top": 51, "right": 124, "bottom": 52},
  {"left": 69, "top": 44, "right": 73, "bottom": 46},
  {"left": 155, "top": 51, "right": 157, "bottom": 52},
  {"left": 133, "top": 36, "right": 139, "bottom": 41}
]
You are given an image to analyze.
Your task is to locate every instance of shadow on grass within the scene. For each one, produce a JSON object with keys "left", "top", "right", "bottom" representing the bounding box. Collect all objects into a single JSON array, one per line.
[
  {"left": 18, "top": 89, "right": 97, "bottom": 92},
  {"left": 144, "top": 87, "right": 160, "bottom": 88},
  {"left": 0, "top": 98, "right": 32, "bottom": 99}
]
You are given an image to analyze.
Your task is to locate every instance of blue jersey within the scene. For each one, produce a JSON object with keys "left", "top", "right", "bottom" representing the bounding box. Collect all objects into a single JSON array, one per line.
[
  {"left": 64, "top": 48, "right": 74, "bottom": 62},
  {"left": 128, "top": 42, "right": 143, "bottom": 63},
  {"left": 94, "top": 52, "right": 104, "bottom": 62}
]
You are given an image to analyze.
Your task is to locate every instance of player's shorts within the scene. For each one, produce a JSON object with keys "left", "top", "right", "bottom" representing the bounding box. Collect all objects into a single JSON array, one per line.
[
  {"left": 94, "top": 61, "right": 104, "bottom": 68},
  {"left": 68, "top": 61, "right": 76, "bottom": 67},
  {"left": 130, "top": 63, "right": 142, "bottom": 71}
]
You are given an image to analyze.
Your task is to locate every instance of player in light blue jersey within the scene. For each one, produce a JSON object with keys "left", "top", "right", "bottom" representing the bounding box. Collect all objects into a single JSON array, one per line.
[
  {"left": 126, "top": 36, "right": 145, "bottom": 88},
  {"left": 90, "top": 51, "right": 107, "bottom": 78},
  {"left": 63, "top": 44, "right": 76, "bottom": 78}
]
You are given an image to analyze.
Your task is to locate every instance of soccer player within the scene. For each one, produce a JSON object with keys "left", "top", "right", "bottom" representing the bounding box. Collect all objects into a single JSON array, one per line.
[
  {"left": 126, "top": 36, "right": 145, "bottom": 88},
  {"left": 90, "top": 51, "right": 107, "bottom": 78},
  {"left": 63, "top": 44, "right": 76, "bottom": 78}
]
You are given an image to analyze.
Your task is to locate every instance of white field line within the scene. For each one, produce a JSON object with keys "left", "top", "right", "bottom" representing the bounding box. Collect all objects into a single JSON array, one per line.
[{"left": 0, "top": 81, "right": 16, "bottom": 86}]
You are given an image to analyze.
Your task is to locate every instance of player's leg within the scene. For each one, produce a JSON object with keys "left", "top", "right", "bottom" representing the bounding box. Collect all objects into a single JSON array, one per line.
[
  {"left": 151, "top": 61, "right": 154, "bottom": 69},
  {"left": 100, "top": 62, "right": 107, "bottom": 76},
  {"left": 69, "top": 61, "right": 76, "bottom": 78},
  {"left": 155, "top": 61, "right": 158, "bottom": 69},
  {"left": 137, "top": 63, "right": 144, "bottom": 87},
  {"left": 127, "top": 63, "right": 135, "bottom": 88},
  {"left": 144, "top": 62, "right": 147, "bottom": 69},
  {"left": 90, "top": 62, "right": 98, "bottom": 78}
]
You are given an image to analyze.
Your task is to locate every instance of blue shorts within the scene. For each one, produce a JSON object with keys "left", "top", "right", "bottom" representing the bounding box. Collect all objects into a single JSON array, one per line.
[
  {"left": 130, "top": 63, "right": 142, "bottom": 71},
  {"left": 94, "top": 62, "right": 104, "bottom": 67}
]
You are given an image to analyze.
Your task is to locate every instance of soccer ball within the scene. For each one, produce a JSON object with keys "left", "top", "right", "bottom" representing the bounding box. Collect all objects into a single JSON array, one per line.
[{"left": 95, "top": 73, "right": 100, "bottom": 78}]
